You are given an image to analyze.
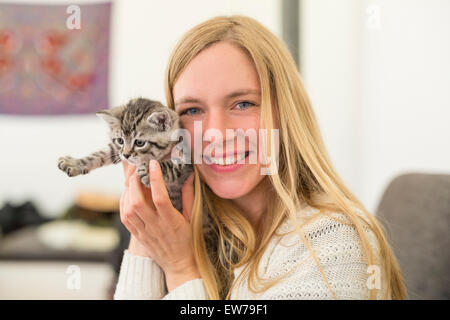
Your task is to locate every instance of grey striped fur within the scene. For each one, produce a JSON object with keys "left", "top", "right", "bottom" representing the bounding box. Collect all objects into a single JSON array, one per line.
[{"left": 57, "top": 97, "right": 193, "bottom": 212}]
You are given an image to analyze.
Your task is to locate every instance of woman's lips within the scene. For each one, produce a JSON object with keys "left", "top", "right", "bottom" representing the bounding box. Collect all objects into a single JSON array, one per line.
[{"left": 204, "top": 151, "right": 251, "bottom": 173}]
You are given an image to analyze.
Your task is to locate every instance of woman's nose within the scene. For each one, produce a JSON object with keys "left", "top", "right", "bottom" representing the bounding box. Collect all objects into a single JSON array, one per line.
[{"left": 204, "top": 109, "right": 229, "bottom": 138}]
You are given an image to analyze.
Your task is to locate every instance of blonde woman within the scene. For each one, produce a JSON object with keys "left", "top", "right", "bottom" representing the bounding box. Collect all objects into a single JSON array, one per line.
[{"left": 113, "top": 15, "right": 406, "bottom": 300}]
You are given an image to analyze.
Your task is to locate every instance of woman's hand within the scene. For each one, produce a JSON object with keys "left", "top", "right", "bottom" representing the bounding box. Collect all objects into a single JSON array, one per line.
[{"left": 120, "top": 159, "right": 199, "bottom": 291}]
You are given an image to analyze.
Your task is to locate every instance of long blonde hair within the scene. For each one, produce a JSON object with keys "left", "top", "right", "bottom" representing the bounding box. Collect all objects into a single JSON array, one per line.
[{"left": 164, "top": 15, "right": 406, "bottom": 300}]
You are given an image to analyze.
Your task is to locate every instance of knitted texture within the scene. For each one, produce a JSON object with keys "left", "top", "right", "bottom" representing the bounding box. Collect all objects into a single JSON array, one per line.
[
  {"left": 113, "top": 250, "right": 166, "bottom": 300},
  {"left": 114, "top": 205, "right": 388, "bottom": 300},
  {"left": 230, "top": 206, "right": 387, "bottom": 299}
]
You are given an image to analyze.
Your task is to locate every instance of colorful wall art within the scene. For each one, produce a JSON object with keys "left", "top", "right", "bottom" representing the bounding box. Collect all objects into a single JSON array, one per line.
[{"left": 0, "top": 2, "right": 111, "bottom": 115}]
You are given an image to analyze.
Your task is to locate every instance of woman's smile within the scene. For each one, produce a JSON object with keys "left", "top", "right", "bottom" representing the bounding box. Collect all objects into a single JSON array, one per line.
[{"left": 204, "top": 150, "right": 251, "bottom": 173}]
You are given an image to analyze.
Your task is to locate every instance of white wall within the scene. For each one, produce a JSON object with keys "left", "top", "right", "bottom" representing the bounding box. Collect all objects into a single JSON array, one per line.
[
  {"left": 301, "top": 0, "right": 450, "bottom": 213},
  {"left": 109, "top": 0, "right": 281, "bottom": 108},
  {"left": 359, "top": 0, "right": 450, "bottom": 211},
  {"left": 300, "top": 0, "right": 364, "bottom": 207},
  {"left": 0, "top": 0, "right": 281, "bottom": 217}
]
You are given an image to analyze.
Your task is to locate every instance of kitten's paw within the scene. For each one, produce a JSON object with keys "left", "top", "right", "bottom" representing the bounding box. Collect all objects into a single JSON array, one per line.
[
  {"left": 140, "top": 175, "right": 150, "bottom": 188},
  {"left": 58, "top": 156, "right": 87, "bottom": 177},
  {"left": 136, "top": 165, "right": 150, "bottom": 188}
]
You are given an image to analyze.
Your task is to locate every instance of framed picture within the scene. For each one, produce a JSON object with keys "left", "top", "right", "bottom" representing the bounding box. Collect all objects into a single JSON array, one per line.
[{"left": 0, "top": 2, "right": 111, "bottom": 115}]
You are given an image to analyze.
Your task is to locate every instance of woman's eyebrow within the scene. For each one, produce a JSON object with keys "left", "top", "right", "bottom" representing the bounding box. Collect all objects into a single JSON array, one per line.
[
  {"left": 225, "top": 89, "right": 261, "bottom": 99},
  {"left": 174, "top": 89, "right": 261, "bottom": 107},
  {"left": 175, "top": 97, "right": 201, "bottom": 107}
]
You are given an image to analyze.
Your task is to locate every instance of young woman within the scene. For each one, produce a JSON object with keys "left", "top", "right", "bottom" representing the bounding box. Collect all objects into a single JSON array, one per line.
[{"left": 113, "top": 15, "right": 406, "bottom": 300}]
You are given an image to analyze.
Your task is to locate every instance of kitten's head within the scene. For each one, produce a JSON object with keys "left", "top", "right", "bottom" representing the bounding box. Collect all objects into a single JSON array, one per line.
[{"left": 96, "top": 98, "right": 180, "bottom": 164}]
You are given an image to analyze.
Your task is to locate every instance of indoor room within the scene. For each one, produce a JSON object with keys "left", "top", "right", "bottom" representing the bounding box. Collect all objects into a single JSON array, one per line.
[{"left": 0, "top": 0, "right": 448, "bottom": 301}]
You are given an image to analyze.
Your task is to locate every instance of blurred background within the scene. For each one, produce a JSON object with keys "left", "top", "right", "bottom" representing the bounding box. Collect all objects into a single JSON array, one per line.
[{"left": 0, "top": 0, "right": 448, "bottom": 299}]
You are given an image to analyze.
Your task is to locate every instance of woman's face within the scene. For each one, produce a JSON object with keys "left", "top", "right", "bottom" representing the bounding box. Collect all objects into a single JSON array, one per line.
[{"left": 173, "top": 41, "right": 266, "bottom": 200}]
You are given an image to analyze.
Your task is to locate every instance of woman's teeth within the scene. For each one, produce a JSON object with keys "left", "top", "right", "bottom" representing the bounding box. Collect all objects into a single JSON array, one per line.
[{"left": 207, "top": 152, "right": 249, "bottom": 165}]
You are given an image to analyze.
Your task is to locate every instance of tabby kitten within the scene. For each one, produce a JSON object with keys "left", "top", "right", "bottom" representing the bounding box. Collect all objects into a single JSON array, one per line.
[{"left": 57, "top": 98, "right": 193, "bottom": 212}]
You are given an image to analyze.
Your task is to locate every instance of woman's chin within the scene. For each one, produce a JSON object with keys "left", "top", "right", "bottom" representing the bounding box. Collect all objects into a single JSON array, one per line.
[
  {"left": 198, "top": 164, "right": 264, "bottom": 200},
  {"left": 205, "top": 178, "right": 251, "bottom": 200},
  {"left": 213, "top": 189, "right": 246, "bottom": 200}
]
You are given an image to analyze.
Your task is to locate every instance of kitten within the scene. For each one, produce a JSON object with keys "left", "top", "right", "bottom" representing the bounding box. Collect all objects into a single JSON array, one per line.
[
  {"left": 57, "top": 97, "right": 193, "bottom": 212},
  {"left": 58, "top": 98, "right": 223, "bottom": 283}
]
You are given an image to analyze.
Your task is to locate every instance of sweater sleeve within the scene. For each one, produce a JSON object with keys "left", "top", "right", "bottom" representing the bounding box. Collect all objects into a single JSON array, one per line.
[
  {"left": 113, "top": 250, "right": 208, "bottom": 300},
  {"left": 257, "top": 213, "right": 387, "bottom": 300}
]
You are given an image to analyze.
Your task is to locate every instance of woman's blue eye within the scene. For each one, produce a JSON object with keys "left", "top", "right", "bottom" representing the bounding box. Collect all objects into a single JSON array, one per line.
[
  {"left": 235, "top": 101, "right": 255, "bottom": 110},
  {"left": 180, "top": 107, "right": 201, "bottom": 116}
]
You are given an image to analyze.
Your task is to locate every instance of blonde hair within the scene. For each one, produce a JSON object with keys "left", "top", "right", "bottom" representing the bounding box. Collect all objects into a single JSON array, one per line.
[{"left": 164, "top": 15, "right": 406, "bottom": 300}]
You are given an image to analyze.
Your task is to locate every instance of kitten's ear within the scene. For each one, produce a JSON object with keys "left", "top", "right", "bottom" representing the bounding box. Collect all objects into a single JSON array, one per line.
[
  {"left": 147, "top": 110, "right": 172, "bottom": 131},
  {"left": 96, "top": 109, "right": 120, "bottom": 128}
]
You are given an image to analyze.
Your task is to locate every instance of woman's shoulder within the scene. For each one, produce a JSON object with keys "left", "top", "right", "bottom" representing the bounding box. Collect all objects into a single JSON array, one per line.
[
  {"left": 256, "top": 205, "right": 387, "bottom": 299},
  {"left": 276, "top": 204, "right": 378, "bottom": 248},
  {"left": 266, "top": 204, "right": 382, "bottom": 270}
]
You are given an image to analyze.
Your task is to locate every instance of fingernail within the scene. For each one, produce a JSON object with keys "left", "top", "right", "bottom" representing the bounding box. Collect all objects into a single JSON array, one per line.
[{"left": 150, "top": 160, "right": 157, "bottom": 171}]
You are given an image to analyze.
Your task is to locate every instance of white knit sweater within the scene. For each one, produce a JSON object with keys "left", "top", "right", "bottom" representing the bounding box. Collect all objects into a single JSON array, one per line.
[{"left": 113, "top": 204, "right": 388, "bottom": 300}]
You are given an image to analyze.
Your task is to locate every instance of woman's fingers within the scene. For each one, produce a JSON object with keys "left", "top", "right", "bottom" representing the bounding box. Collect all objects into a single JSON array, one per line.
[
  {"left": 122, "top": 160, "right": 129, "bottom": 187},
  {"left": 120, "top": 187, "right": 146, "bottom": 235},
  {"left": 130, "top": 171, "right": 156, "bottom": 215},
  {"left": 149, "top": 160, "right": 175, "bottom": 219},
  {"left": 122, "top": 160, "right": 136, "bottom": 188},
  {"left": 121, "top": 161, "right": 142, "bottom": 235},
  {"left": 119, "top": 160, "right": 196, "bottom": 274},
  {"left": 134, "top": 170, "right": 155, "bottom": 208},
  {"left": 181, "top": 173, "right": 195, "bottom": 222},
  {"left": 120, "top": 186, "right": 127, "bottom": 215}
]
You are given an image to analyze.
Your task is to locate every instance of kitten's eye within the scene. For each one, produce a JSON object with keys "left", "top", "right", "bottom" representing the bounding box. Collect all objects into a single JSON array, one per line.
[
  {"left": 135, "top": 140, "right": 146, "bottom": 147},
  {"left": 116, "top": 138, "right": 124, "bottom": 145}
]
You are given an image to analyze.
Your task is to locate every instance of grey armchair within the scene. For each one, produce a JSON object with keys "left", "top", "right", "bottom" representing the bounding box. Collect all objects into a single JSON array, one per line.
[{"left": 376, "top": 173, "right": 450, "bottom": 299}]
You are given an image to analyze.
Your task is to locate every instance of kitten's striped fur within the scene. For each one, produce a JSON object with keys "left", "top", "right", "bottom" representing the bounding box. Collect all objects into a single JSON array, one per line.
[{"left": 57, "top": 98, "right": 193, "bottom": 212}]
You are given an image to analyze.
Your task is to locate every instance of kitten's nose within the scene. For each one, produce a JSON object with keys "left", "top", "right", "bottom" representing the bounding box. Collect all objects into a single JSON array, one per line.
[{"left": 123, "top": 154, "right": 130, "bottom": 159}]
